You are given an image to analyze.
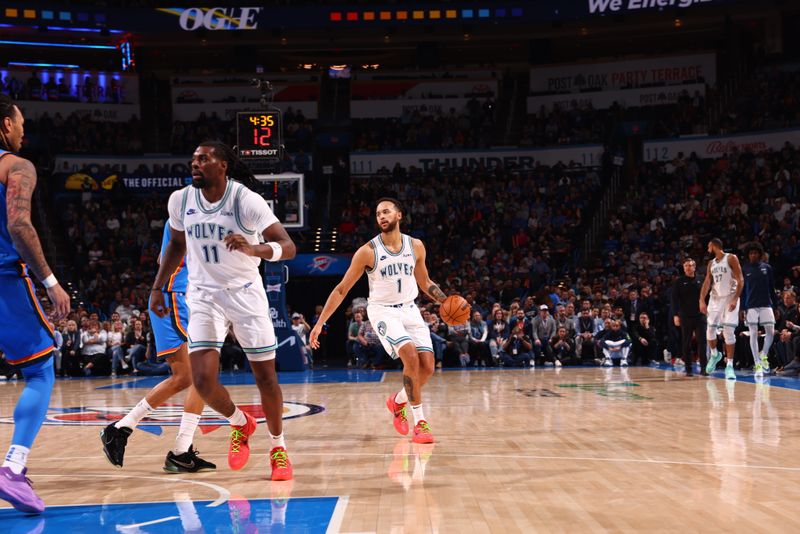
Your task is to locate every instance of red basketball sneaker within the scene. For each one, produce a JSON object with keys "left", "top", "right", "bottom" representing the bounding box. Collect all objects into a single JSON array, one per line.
[
  {"left": 228, "top": 411, "right": 257, "bottom": 471},
  {"left": 412, "top": 421, "right": 435, "bottom": 444},
  {"left": 386, "top": 395, "right": 409, "bottom": 435},
  {"left": 270, "top": 447, "right": 293, "bottom": 481}
]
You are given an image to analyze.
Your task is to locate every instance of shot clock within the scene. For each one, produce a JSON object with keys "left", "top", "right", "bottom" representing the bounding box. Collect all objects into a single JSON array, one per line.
[{"left": 236, "top": 110, "right": 283, "bottom": 160}]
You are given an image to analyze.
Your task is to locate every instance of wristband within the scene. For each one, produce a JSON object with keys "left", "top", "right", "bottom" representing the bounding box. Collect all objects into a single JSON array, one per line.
[
  {"left": 266, "top": 241, "right": 283, "bottom": 262},
  {"left": 42, "top": 274, "right": 58, "bottom": 288}
]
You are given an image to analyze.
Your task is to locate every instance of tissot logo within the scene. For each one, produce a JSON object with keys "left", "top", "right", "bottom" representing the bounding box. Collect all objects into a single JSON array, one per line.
[{"left": 163, "top": 7, "right": 263, "bottom": 31}]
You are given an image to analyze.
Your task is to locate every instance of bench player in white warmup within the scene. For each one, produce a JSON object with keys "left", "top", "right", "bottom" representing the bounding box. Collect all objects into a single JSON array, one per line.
[
  {"left": 700, "top": 238, "right": 744, "bottom": 380},
  {"left": 150, "top": 141, "right": 297, "bottom": 480},
  {"left": 309, "top": 198, "right": 446, "bottom": 444}
]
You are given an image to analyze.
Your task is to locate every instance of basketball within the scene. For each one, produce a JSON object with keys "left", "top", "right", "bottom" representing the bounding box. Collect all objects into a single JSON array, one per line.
[{"left": 440, "top": 295, "right": 471, "bottom": 325}]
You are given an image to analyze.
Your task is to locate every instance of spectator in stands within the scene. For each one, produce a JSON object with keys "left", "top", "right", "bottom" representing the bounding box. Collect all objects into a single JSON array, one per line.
[
  {"left": 499, "top": 322, "right": 533, "bottom": 367},
  {"left": 424, "top": 310, "right": 448, "bottom": 369},
  {"left": 531, "top": 305, "right": 556, "bottom": 364},
  {"left": 291, "top": 313, "right": 313, "bottom": 368},
  {"left": 347, "top": 310, "right": 364, "bottom": 367},
  {"left": 575, "top": 308, "right": 597, "bottom": 363},
  {"left": 125, "top": 319, "right": 148, "bottom": 371},
  {"left": 487, "top": 308, "right": 509, "bottom": 362},
  {"left": 108, "top": 320, "right": 128, "bottom": 377},
  {"left": 549, "top": 326, "right": 575, "bottom": 366},
  {"left": 449, "top": 320, "right": 471, "bottom": 367},
  {"left": 632, "top": 312, "right": 658, "bottom": 365},
  {"left": 468, "top": 311, "right": 492, "bottom": 367},
  {"left": 81, "top": 320, "right": 108, "bottom": 376},
  {"left": 62, "top": 320, "right": 82, "bottom": 377}
]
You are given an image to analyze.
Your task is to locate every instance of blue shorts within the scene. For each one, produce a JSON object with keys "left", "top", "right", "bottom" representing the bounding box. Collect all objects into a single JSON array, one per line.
[
  {"left": 0, "top": 274, "right": 55, "bottom": 368},
  {"left": 148, "top": 292, "right": 189, "bottom": 361}
]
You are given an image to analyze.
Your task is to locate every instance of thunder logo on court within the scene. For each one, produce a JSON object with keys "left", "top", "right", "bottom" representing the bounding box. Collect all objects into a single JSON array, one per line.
[{"left": 0, "top": 402, "right": 324, "bottom": 435}]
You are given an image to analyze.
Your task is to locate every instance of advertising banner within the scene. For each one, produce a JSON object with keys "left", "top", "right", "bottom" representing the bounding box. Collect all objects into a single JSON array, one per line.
[
  {"left": 527, "top": 83, "right": 705, "bottom": 112},
  {"left": 285, "top": 254, "right": 353, "bottom": 277},
  {"left": 19, "top": 102, "right": 140, "bottom": 122},
  {"left": 643, "top": 128, "right": 800, "bottom": 161},
  {"left": 350, "top": 146, "right": 604, "bottom": 175},
  {"left": 530, "top": 53, "right": 715, "bottom": 93},
  {"left": 172, "top": 101, "right": 317, "bottom": 121}
]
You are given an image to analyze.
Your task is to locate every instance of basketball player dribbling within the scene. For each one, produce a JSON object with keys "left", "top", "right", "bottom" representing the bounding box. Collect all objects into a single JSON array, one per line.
[
  {"left": 310, "top": 198, "right": 446, "bottom": 444},
  {"left": 100, "top": 223, "right": 215, "bottom": 473},
  {"left": 150, "top": 141, "right": 297, "bottom": 480},
  {"left": 700, "top": 238, "right": 744, "bottom": 380},
  {"left": 0, "top": 94, "right": 71, "bottom": 513}
]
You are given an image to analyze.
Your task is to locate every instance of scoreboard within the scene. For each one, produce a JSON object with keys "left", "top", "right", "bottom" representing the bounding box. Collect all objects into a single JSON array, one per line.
[{"left": 236, "top": 110, "right": 282, "bottom": 161}]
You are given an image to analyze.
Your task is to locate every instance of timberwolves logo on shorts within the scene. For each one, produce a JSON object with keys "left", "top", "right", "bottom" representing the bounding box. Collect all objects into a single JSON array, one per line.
[
  {"left": 0, "top": 402, "right": 324, "bottom": 435},
  {"left": 377, "top": 321, "right": 387, "bottom": 336}
]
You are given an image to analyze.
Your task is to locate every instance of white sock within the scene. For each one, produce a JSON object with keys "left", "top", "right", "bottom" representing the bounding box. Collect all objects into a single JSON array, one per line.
[
  {"left": 410, "top": 404, "right": 425, "bottom": 425},
  {"left": 3, "top": 444, "right": 30, "bottom": 475},
  {"left": 116, "top": 398, "right": 153, "bottom": 430},
  {"left": 173, "top": 412, "right": 201, "bottom": 455},
  {"left": 270, "top": 433, "right": 286, "bottom": 449},
  {"left": 394, "top": 387, "right": 408, "bottom": 404},
  {"left": 228, "top": 407, "right": 247, "bottom": 427}
]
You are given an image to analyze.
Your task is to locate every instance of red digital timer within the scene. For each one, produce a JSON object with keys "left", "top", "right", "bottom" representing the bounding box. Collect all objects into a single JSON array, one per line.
[{"left": 236, "top": 111, "right": 283, "bottom": 160}]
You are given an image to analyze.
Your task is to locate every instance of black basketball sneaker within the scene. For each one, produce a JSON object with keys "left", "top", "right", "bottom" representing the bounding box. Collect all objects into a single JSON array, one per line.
[
  {"left": 163, "top": 445, "right": 217, "bottom": 473},
  {"left": 100, "top": 422, "right": 132, "bottom": 468}
]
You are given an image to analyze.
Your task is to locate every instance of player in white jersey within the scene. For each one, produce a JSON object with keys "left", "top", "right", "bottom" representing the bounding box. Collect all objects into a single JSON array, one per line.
[
  {"left": 309, "top": 198, "right": 447, "bottom": 444},
  {"left": 150, "top": 141, "right": 297, "bottom": 480},
  {"left": 699, "top": 238, "right": 744, "bottom": 380}
]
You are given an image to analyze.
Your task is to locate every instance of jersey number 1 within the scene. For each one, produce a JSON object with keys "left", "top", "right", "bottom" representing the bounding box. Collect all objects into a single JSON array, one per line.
[
  {"left": 202, "top": 244, "right": 220, "bottom": 264},
  {"left": 397, "top": 279, "right": 402, "bottom": 293}
]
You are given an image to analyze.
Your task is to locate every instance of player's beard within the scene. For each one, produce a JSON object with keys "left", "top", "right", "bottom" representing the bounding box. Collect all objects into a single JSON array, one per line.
[
  {"left": 381, "top": 220, "right": 398, "bottom": 233},
  {"left": 191, "top": 175, "right": 208, "bottom": 188}
]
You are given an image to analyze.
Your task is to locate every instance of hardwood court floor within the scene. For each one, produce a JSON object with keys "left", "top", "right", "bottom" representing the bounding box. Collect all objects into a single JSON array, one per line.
[{"left": 1, "top": 366, "right": 799, "bottom": 533}]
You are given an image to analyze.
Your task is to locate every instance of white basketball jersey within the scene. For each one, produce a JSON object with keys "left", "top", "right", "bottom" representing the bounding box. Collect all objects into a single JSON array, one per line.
[
  {"left": 366, "top": 234, "right": 419, "bottom": 305},
  {"left": 710, "top": 253, "right": 736, "bottom": 298},
  {"left": 168, "top": 180, "right": 278, "bottom": 291}
]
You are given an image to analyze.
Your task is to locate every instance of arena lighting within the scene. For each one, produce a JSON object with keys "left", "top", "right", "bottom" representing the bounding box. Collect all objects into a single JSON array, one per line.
[
  {"left": 8, "top": 61, "right": 80, "bottom": 68},
  {"left": 0, "top": 40, "right": 116, "bottom": 50},
  {"left": 41, "top": 26, "right": 124, "bottom": 34}
]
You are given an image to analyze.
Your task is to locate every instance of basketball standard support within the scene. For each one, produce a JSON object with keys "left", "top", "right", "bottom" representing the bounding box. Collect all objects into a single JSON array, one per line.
[{"left": 262, "top": 261, "right": 306, "bottom": 371}]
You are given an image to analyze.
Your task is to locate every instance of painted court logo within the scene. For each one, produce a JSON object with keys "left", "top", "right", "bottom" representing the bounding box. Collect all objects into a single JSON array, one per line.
[{"left": 0, "top": 402, "right": 324, "bottom": 436}]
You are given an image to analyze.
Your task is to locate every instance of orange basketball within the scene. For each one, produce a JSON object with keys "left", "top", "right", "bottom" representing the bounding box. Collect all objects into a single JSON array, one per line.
[{"left": 440, "top": 295, "right": 471, "bottom": 326}]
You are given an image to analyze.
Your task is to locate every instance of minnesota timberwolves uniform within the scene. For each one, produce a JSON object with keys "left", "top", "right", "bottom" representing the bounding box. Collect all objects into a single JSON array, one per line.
[
  {"left": 742, "top": 259, "right": 776, "bottom": 327},
  {"left": 148, "top": 223, "right": 190, "bottom": 359},
  {"left": 707, "top": 253, "right": 740, "bottom": 331},
  {"left": 167, "top": 179, "right": 279, "bottom": 360},
  {"left": 0, "top": 149, "right": 55, "bottom": 367},
  {"left": 365, "top": 234, "right": 433, "bottom": 358}
]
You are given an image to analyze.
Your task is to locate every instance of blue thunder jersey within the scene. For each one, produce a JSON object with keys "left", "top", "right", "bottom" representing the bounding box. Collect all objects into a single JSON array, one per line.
[
  {"left": 160, "top": 222, "right": 188, "bottom": 293},
  {"left": 742, "top": 261, "right": 777, "bottom": 310},
  {"left": 0, "top": 149, "right": 22, "bottom": 276}
]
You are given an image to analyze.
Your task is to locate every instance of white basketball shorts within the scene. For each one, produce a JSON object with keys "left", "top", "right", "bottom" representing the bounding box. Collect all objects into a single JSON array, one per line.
[
  {"left": 366, "top": 302, "right": 433, "bottom": 359},
  {"left": 745, "top": 307, "right": 775, "bottom": 326},
  {"left": 186, "top": 282, "right": 277, "bottom": 361},
  {"left": 707, "top": 295, "right": 740, "bottom": 330}
]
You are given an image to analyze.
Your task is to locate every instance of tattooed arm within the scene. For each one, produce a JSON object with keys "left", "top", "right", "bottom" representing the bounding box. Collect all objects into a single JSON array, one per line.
[
  {"left": 412, "top": 238, "right": 447, "bottom": 303},
  {"left": 5, "top": 157, "right": 51, "bottom": 280},
  {"left": 3, "top": 155, "right": 70, "bottom": 319}
]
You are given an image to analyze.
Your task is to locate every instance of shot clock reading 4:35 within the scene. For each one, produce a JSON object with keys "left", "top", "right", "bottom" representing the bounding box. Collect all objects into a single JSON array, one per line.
[{"left": 236, "top": 110, "right": 283, "bottom": 160}]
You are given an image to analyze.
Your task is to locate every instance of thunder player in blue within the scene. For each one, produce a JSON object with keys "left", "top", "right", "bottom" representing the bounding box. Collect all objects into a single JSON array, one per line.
[
  {"left": 742, "top": 241, "right": 777, "bottom": 376},
  {"left": 100, "top": 223, "right": 215, "bottom": 473},
  {"left": 0, "top": 94, "right": 70, "bottom": 513}
]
